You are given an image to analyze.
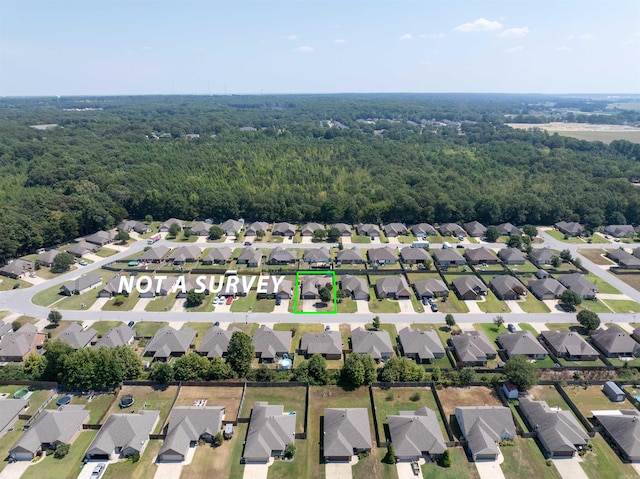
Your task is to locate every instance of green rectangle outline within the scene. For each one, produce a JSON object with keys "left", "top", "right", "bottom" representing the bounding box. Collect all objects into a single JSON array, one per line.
[{"left": 293, "top": 271, "right": 337, "bottom": 314}]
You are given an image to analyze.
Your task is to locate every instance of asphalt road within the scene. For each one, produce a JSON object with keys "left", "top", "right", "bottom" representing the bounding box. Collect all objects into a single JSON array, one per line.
[{"left": 1, "top": 231, "right": 639, "bottom": 326}]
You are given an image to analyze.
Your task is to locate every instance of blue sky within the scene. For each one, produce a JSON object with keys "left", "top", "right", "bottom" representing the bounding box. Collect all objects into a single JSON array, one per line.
[{"left": 1, "top": 0, "right": 639, "bottom": 96}]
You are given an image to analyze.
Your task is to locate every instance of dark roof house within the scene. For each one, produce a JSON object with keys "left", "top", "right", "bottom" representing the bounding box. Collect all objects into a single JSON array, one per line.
[
  {"left": 158, "top": 407, "right": 225, "bottom": 462},
  {"left": 143, "top": 326, "right": 196, "bottom": 361},
  {"left": 555, "top": 221, "right": 585, "bottom": 237},
  {"left": 58, "top": 322, "right": 97, "bottom": 349},
  {"left": 455, "top": 406, "right": 516, "bottom": 461},
  {"left": 451, "top": 276, "right": 487, "bottom": 300},
  {"left": 497, "top": 331, "right": 547, "bottom": 359},
  {"left": 595, "top": 410, "right": 640, "bottom": 462},
  {"left": 300, "top": 331, "right": 342, "bottom": 359},
  {"left": 388, "top": 407, "right": 446, "bottom": 461},
  {"left": 323, "top": 408, "right": 372, "bottom": 461},
  {"left": 252, "top": 325, "right": 291, "bottom": 362},
  {"left": 451, "top": 331, "right": 497, "bottom": 366},
  {"left": 340, "top": 275, "right": 369, "bottom": 300},
  {"left": 489, "top": 276, "right": 527, "bottom": 300},
  {"left": 85, "top": 410, "right": 160, "bottom": 460},
  {"left": 375, "top": 275, "right": 411, "bottom": 299},
  {"left": 594, "top": 325, "right": 640, "bottom": 358},
  {"left": 95, "top": 324, "right": 135, "bottom": 348},
  {"left": 351, "top": 327, "right": 393, "bottom": 360},
  {"left": 413, "top": 278, "right": 448, "bottom": 298},
  {"left": 498, "top": 248, "right": 526, "bottom": 265},
  {"left": 398, "top": 327, "right": 444, "bottom": 363},
  {"left": 540, "top": 330, "right": 599, "bottom": 360},
  {"left": 243, "top": 402, "right": 296, "bottom": 463},
  {"left": 465, "top": 247, "right": 499, "bottom": 265},
  {"left": 463, "top": 221, "right": 487, "bottom": 238},
  {"left": 383, "top": 223, "right": 408, "bottom": 237},
  {"left": 558, "top": 273, "right": 597, "bottom": 300},
  {"left": 528, "top": 278, "right": 566, "bottom": 300}
]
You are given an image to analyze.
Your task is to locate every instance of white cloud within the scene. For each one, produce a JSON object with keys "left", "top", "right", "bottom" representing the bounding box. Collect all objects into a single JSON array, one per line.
[
  {"left": 286, "top": 35, "right": 299, "bottom": 41},
  {"left": 499, "top": 27, "right": 529, "bottom": 37},
  {"left": 294, "top": 46, "right": 314, "bottom": 53},
  {"left": 580, "top": 33, "right": 593, "bottom": 40},
  {"left": 400, "top": 33, "right": 413, "bottom": 40},
  {"left": 428, "top": 33, "right": 446, "bottom": 39},
  {"left": 555, "top": 46, "right": 570, "bottom": 51},
  {"left": 335, "top": 38, "right": 347, "bottom": 44},
  {"left": 503, "top": 45, "right": 524, "bottom": 54},
  {"left": 454, "top": 18, "right": 502, "bottom": 32}
]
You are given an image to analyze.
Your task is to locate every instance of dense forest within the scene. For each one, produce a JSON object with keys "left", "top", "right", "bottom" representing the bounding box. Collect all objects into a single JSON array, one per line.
[{"left": 1, "top": 94, "right": 640, "bottom": 263}]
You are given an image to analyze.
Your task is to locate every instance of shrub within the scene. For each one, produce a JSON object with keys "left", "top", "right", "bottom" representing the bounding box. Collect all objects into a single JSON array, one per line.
[
  {"left": 546, "top": 459, "right": 553, "bottom": 466},
  {"left": 53, "top": 443, "right": 70, "bottom": 459},
  {"left": 212, "top": 432, "right": 223, "bottom": 447},
  {"left": 383, "top": 444, "right": 396, "bottom": 464},
  {"left": 386, "top": 392, "right": 394, "bottom": 401},
  {"left": 284, "top": 443, "right": 296, "bottom": 459},
  {"left": 437, "top": 449, "right": 452, "bottom": 467},
  {"left": 113, "top": 295, "right": 125, "bottom": 306},
  {"left": 409, "top": 391, "right": 421, "bottom": 402}
]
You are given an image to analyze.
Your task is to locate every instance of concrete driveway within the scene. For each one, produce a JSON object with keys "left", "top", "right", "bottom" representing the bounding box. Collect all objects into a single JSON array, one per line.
[
  {"left": 243, "top": 463, "right": 270, "bottom": 479},
  {"left": 396, "top": 461, "right": 420, "bottom": 479},
  {"left": 0, "top": 461, "right": 34, "bottom": 479},
  {"left": 273, "top": 299, "right": 290, "bottom": 313},
  {"left": 153, "top": 463, "right": 183, "bottom": 479},
  {"left": 355, "top": 301, "right": 369, "bottom": 314},
  {"left": 397, "top": 300, "right": 415, "bottom": 314},
  {"left": 474, "top": 452, "right": 505, "bottom": 479},
  {"left": 552, "top": 457, "right": 589, "bottom": 479},
  {"left": 325, "top": 463, "right": 352, "bottom": 479}
]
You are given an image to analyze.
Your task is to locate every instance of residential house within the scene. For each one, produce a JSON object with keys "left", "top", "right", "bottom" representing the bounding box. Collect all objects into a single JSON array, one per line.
[
  {"left": 593, "top": 325, "right": 640, "bottom": 358},
  {"left": 299, "top": 331, "right": 342, "bottom": 360},
  {"left": 189, "top": 221, "right": 211, "bottom": 236},
  {"left": 95, "top": 324, "right": 135, "bottom": 348},
  {"left": 168, "top": 245, "right": 201, "bottom": 264},
  {"left": 519, "top": 398, "right": 589, "bottom": 458},
  {"left": 84, "top": 230, "right": 115, "bottom": 246},
  {"left": 497, "top": 331, "right": 547, "bottom": 359},
  {"left": 555, "top": 221, "right": 585, "bottom": 237},
  {"left": 350, "top": 327, "right": 394, "bottom": 361},
  {"left": 336, "top": 247, "right": 363, "bottom": 264},
  {"left": 0, "top": 399, "right": 29, "bottom": 437},
  {"left": 0, "top": 320, "right": 12, "bottom": 339},
  {"left": 411, "top": 223, "right": 437, "bottom": 237},
  {"left": 85, "top": 410, "right": 160, "bottom": 460},
  {"left": 356, "top": 223, "right": 381, "bottom": 237},
  {"left": 220, "top": 219, "right": 243, "bottom": 236},
  {"left": 268, "top": 247, "right": 297, "bottom": 265},
  {"left": 397, "top": 327, "right": 444, "bottom": 363},
  {"left": 0, "top": 324, "right": 45, "bottom": 362},
  {"left": 0, "top": 259, "right": 34, "bottom": 279},
  {"left": 455, "top": 406, "right": 516, "bottom": 461},
  {"left": 413, "top": 279, "right": 448, "bottom": 299},
  {"left": 252, "top": 325, "right": 291, "bottom": 362},
  {"left": 463, "top": 221, "right": 487, "bottom": 238},
  {"left": 438, "top": 223, "right": 465, "bottom": 237},
  {"left": 66, "top": 241, "right": 99, "bottom": 258},
  {"left": 272, "top": 222, "right": 296, "bottom": 237},
  {"left": 98, "top": 274, "right": 128, "bottom": 298},
  {"left": 375, "top": 275, "right": 411, "bottom": 299},
  {"left": 300, "top": 275, "right": 332, "bottom": 300},
  {"left": 10, "top": 408, "right": 89, "bottom": 461},
  {"left": 496, "top": 223, "right": 522, "bottom": 236},
  {"left": 140, "top": 276, "right": 177, "bottom": 298},
  {"left": 36, "top": 249, "right": 61, "bottom": 267},
  {"left": 433, "top": 249, "right": 466, "bottom": 267},
  {"left": 158, "top": 407, "right": 225, "bottom": 462},
  {"left": 323, "top": 408, "right": 372, "bottom": 462},
  {"left": 605, "top": 225, "right": 636, "bottom": 238},
  {"left": 388, "top": 407, "right": 446, "bottom": 462},
  {"left": 201, "top": 246, "right": 232, "bottom": 265},
  {"left": 451, "top": 276, "right": 488, "bottom": 300},
  {"left": 595, "top": 410, "right": 640, "bottom": 462},
  {"left": 451, "top": 331, "right": 497, "bottom": 366},
  {"left": 244, "top": 221, "right": 269, "bottom": 236},
  {"left": 536, "top": 269, "right": 550, "bottom": 279},
  {"left": 368, "top": 246, "right": 398, "bottom": 265},
  {"left": 465, "top": 247, "right": 499, "bottom": 265},
  {"left": 529, "top": 248, "right": 554, "bottom": 265},
  {"left": 237, "top": 247, "right": 262, "bottom": 267},
  {"left": 301, "top": 222, "right": 325, "bottom": 236},
  {"left": 400, "top": 247, "right": 431, "bottom": 264},
  {"left": 603, "top": 382, "right": 626, "bottom": 402},
  {"left": 330, "top": 223, "right": 352, "bottom": 236},
  {"left": 607, "top": 249, "right": 640, "bottom": 269},
  {"left": 143, "top": 326, "right": 196, "bottom": 361},
  {"left": 528, "top": 278, "right": 566, "bottom": 300},
  {"left": 159, "top": 218, "right": 185, "bottom": 232},
  {"left": 383, "top": 223, "right": 408, "bottom": 237},
  {"left": 259, "top": 277, "right": 292, "bottom": 299},
  {"left": 196, "top": 326, "right": 238, "bottom": 358},
  {"left": 243, "top": 402, "right": 296, "bottom": 463},
  {"left": 340, "top": 275, "right": 369, "bottom": 300},
  {"left": 558, "top": 273, "right": 597, "bottom": 300},
  {"left": 498, "top": 248, "right": 526, "bottom": 265},
  {"left": 60, "top": 274, "right": 102, "bottom": 295},
  {"left": 117, "top": 220, "right": 151, "bottom": 234},
  {"left": 58, "top": 322, "right": 97, "bottom": 350},
  {"left": 540, "top": 331, "right": 599, "bottom": 361},
  {"left": 303, "top": 247, "right": 331, "bottom": 265},
  {"left": 139, "top": 246, "right": 170, "bottom": 263},
  {"left": 489, "top": 276, "right": 527, "bottom": 300}
]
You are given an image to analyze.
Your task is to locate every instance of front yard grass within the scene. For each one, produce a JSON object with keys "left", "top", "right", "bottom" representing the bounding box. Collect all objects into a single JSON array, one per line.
[
  {"left": 421, "top": 447, "right": 480, "bottom": 479},
  {"left": 368, "top": 292, "right": 401, "bottom": 314},
  {"left": 546, "top": 230, "right": 585, "bottom": 243},
  {"left": 337, "top": 297, "right": 358, "bottom": 313},
  {"left": 577, "top": 299, "right": 614, "bottom": 314},
  {"left": 601, "top": 299, "right": 640, "bottom": 313},
  {"left": 436, "top": 294, "right": 469, "bottom": 314},
  {"left": 144, "top": 293, "right": 178, "bottom": 312},
  {"left": 133, "top": 321, "right": 168, "bottom": 338},
  {"left": 519, "top": 294, "right": 551, "bottom": 313},
  {"left": 0, "top": 278, "right": 32, "bottom": 291},
  {"left": 230, "top": 291, "right": 257, "bottom": 312},
  {"left": 182, "top": 322, "right": 213, "bottom": 348},
  {"left": 500, "top": 436, "right": 562, "bottom": 479},
  {"left": 576, "top": 248, "right": 616, "bottom": 265},
  {"left": 581, "top": 434, "right": 638, "bottom": 479},
  {"left": 32, "top": 284, "right": 67, "bottom": 307},
  {"left": 102, "top": 291, "right": 141, "bottom": 311},
  {"left": 476, "top": 291, "right": 510, "bottom": 314},
  {"left": 474, "top": 322, "right": 508, "bottom": 344},
  {"left": 94, "top": 247, "right": 118, "bottom": 258},
  {"left": 583, "top": 273, "right": 621, "bottom": 294},
  {"left": 353, "top": 447, "right": 398, "bottom": 479},
  {"left": 180, "top": 435, "right": 237, "bottom": 479},
  {"left": 252, "top": 298, "right": 276, "bottom": 313},
  {"left": 351, "top": 234, "right": 371, "bottom": 244},
  {"left": 102, "top": 439, "right": 161, "bottom": 479},
  {"left": 90, "top": 320, "right": 124, "bottom": 336},
  {"left": 228, "top": 322, "right": 259, "bottom": 336}
]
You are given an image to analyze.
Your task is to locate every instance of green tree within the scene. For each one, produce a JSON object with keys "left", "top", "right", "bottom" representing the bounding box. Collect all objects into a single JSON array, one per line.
[
  {"left": 115, "top": 230, "right": 130, "bottom": 243},
  {"left": 168, "top": 222, "right": 181, "bottom": 237},
  {"left": 445, "top": 314, "right": 456, "bottom": 328},
  {"left": 372, "top": 316, "right": 381, "bottom": 330},
  {"left": 227, "top": 331, "right": 255, "bottom": 378},
  {"left": 212, "top": 432, "right": 224, "bottom": 447},
  {"left": 504, "top": 356, "right": 537, "bottom": 391},
  {"left": 485, "top": 226, "right": 500, "bottom": 242},
  {"left": 256, "top": 229, "right": 265, "bottom": 239},
  {"left": 379, "top": 357, "right": 424, "bottom": 382},
  {"left": 53, "top": 443, "right": 70, "bottom": 459},
  {"left": 312, "top": 229, "right": 327, "bottom": 241},
  {"left": 308, "top": 354, "right": 329, "bottom": 385},
  {"left": 23, "top": 353, "right": 46, "bottom": 379},
  {"left": 112, "top": 345, "right": 143, "bottom": 380},
  {"left": 319, "top": 286, "right": 332, "bottom": 304},
  {"left": 493, "top": 315, "right": 505, "bottom": 328},
  {"left": 551, "top": 256, "right": 562, "bottom": 268},
  {"left": 523, "top": 225, "right": 538, "bottom": 238},
  {"left": 573, "top": 257, "right": 583, "bottom": 269},
  {"left": 361, "top": 353, "right": 377, "bottom": 385},
  {"left": 183, "top": 228, "right": 191, "bottom": 239},
  {"left": 560, "top": 249, "right": 572, "bottom": 262},
  {"left": 48, "top": 309, "right": 62, "bottom": 326},
  {"left": 285, "top": 443, "right": 296, "bottom": 459},
  {"left": 60, "top": 348, "right": 96, "bottom": 390},
  {"left": 149, "top": 361, "right": 174, "bottom": 383},
  {"left": 560, "top": 289, "right": 582, "bottom": 311},
  {"left": 254, "top": 365, "right": 275, "bottom": 382},
  {"left": 208, "top": 225, "right": 224, "bottom": 240},
  {"left": 507, "top": 234, "right": 522, "bottom": 249},
  {"left": 383, "top": 444, "right": 396, "bottom": 464},
  {"left": 41, "top": 339, "right": 74, "bottom": 381},
  {"left": 51, "top": 252, "right": 74, "bottom": 273},
  {"left": 438, "top": 449, "right": 452, "bottom": 467},
  {"left": 577, "top": 310, "right": 600, "bottom": 331},
  {"left": 208, "top": 357, "right": 233, "bottom": 380},
  {"left": 327, "top": 227, "right": 341, "bottom": 243},
  {"left": 431, "top": 366, "right": 441, "bottom": 382},
  {"left": 341, "top": 353, "right": 366, "bottom": 388},
  {"left": 172, "top": 352, "right": 210, "bottom": 380},
  {"left": 457, "top": 367, "right": 475, "bottom": 385},
  {"left": 145, "top": 214, "right": 153, "bottom": 223},
  {"left": 186, "top": 289, "right": 205, "bottom": 307}
]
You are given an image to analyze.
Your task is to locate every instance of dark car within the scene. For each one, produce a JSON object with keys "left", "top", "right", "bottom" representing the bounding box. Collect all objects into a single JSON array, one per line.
[
  {"left": 214, "top": 321, "right": 220, "bottom": 327},
  {"left": 422, "top": 297, "right": 429, "bottom": 305},
  {"left": 507, "top": 324, "right": 516, "bottom": 332},
  {"left": 275, "top": 297, "right": 282, "bottom": 306},
  {"left": 127, "top": 321, "right": 135, "bottom": 328},
  {"left": 430, "top": 304, "right": 439, "bottom": 312}
]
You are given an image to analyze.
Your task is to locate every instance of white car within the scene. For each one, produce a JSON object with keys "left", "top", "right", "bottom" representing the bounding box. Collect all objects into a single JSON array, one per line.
[{"left": 90, "top": 463, "right": 105, "bottom": 478}]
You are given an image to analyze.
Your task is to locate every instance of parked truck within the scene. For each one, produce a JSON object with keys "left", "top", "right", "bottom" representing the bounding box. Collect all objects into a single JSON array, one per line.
[{"left": 147, "top": 233, "right": 161, "bottom": 245}]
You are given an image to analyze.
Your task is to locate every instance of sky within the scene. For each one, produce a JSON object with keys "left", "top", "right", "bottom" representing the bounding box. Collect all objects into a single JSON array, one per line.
[{"left": 1, "top": 0, "right": 639, "bottom": 96}]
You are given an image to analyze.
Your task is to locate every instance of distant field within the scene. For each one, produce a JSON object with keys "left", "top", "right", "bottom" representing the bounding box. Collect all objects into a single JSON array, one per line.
[{"left": 507, "top": 122, "right": 640, "bottom": 144}]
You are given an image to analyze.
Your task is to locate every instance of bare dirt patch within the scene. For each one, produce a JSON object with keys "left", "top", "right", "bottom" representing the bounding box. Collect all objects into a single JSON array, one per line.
[
  {"left": 436, "top": 386, "right": 502, "bottom": 419},
  {"left": 175, "top": 385, "right": 244, "bottom": 421},
  {"left": 576, "top": 248, "right": 616, "bottom": 266}
]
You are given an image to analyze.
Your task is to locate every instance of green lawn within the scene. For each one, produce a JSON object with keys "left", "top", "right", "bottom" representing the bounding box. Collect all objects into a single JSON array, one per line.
[
  {"left": 230, "top": 291, "right": 257, "bottom": 312},
  {"left": 581, "top": 434, "right": 638, "bottom": 479},
  {"left": 0, "top": 311, "right": 7, "bottom": 320},
  {"left": 0, "top": 278, "right": 31, "bottom": 291},
  {"left": 351, "top": 234, "right": 371, "bottom": 244},
  {"left": 436, "top": 295, "right": 469, "bottom": 314},
  {"left": 561, "top": 385, "right": 634, "bottom": 417},
  {"left": 353, "top": 448, "right": 398, "bottom": 479},
  {"left": 102, "top": 291, "right": 141, "bottom": 311},
  {"left": 228, "top": 322, "right": 259, "bottom": 336},
  {"left": 474, "top": 322, "right": 508, "bottom": 344},
  {"left": 544, "top": 322, "right": 581, "bottom": 333},
  {"left": 21, "top": 430, "right": 98, "bottom": 479},
  {"left": 337, "top": 297, "right": 358, "bottom": 313},
  {"left": 115, "top": 385, "right": 179, "bottom": 433},
  {"left": 501, "top": 437, "right": 562, "bottom": 479},
  {"left": 577, "top": 299, "right": 614, "bottom": 314},
  {"left": 546, "top": 230, "right": 585, "bottom": 243},
  {"left": 409, "top": 293, "right": 425, "bottom": 313},
  {"left": 0, "top": 418, "right": 27, "bottom": 472},
  {"left": 55, "top": 287, "right": 103, "bottom": 310},
  {"left": 240, "top": 387, "right": 307, "bottom": 433},
  {"left": 32, "top": 284, "right": 66, "bottom": 307},
  {"left": 95, "top": 247, "right": 119, "bottom": 258},
  {"left": 90, "top": 320, "right": 125, "bottom": 336},
  {"left": 507, "top": 260, "right": 540, "bottom": 273},
  {"left": 586, "top": 234, "right": 610, "bottom": 244},
  {"left": 517, "top": 323, "right": 538, "bottom": 335},
  {"left": 601, "top": 299, "right": 640, "bottom": 313},
  {"left": 102, "top": 439, "right": 161, "bottom": 479},
  {"left": 144, "top": 293, "right": 178, "bottom": 312},
  {"left": 477, "top": 291, "right": 511, "bottom": 314},
  {"left": 368, "top": 294, "right": 401, "bottom": 314},
  {"left": 252, "top": 298, "right": 276, "bottom": 313},
  {"left": 11, "top": 315, "right": 38, "bottom": 329},
  {"left": 519, "top": 294, "right": 551, "bottom": 313},
  {"left": 184, "top": 293, "right": 215, "bottom": 313},
  {"left": 227, "top": 422, "right": 248, "bottom": 479},
  {"left": 363, "top": 323, "right": 398, "bottom": 347},
  {"left": 583, "top": 273, "right": 621, "bottom": 294},
  {"left": 421, "top": 447, "right": 480, "bottom": 479},
  {"left": 133, "top": 321, "right": 168, "bottom": 337},
  {"left": 273, "top": 323, "right": 324, "bottom": 353}
]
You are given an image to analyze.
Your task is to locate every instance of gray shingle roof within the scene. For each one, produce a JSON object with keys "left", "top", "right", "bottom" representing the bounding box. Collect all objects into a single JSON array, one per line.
[
  {"left": 95, "top": 324, "right": 135, "bottom": 348},
  {"left": 451, "top": 331, "right": 497, "bottom": 363},
  {"left": 0, "top": 399, "right": 29, "bottom": 433},
  {"left": 557, "top": 273, "right": 597, "bottom": 298},
  {"left": 301, "top": 223, "right": 325, "bottom": 235},
  {"left": 66, "top": 241, "right": 99, "bottom": 257},
  {"left": 540, "top": 331, "right": 599, "bottom": 358},
  {"left": 496, "top": 223, "right": 522, "bottom": 236},
  {"left": 555, "top": 221, "right": 584, "bottom": 236},
  {"left": 608, "top": 249, "right": 640, "bottom": 268},
  {"left": 528, "top": 278, "right": 566, "bottom": 299},
  {"left": 497, "top": 331, "right": 547, "bottom": 357},
  {"left": 375, "top": 276, "right": 411, "bottom": 298},
  {"left": 167, "top": 245, "right": 201, "bottom": 262},
  {"left": 245, "top": 222, "right": 269, "bottom": 236},
  {"left": 237, "top": 247, "right": 262, "bottom": 265},
  {"left": 85, "top": 230, "right": 115, "bottom": 245},
  {"left": 36, "top": 249, "right": 61, "bottom": 266},
  {"left": 139, "top": 246, "right": 170, "bottom": 262},
  {"left": 300, "top": 331, "right": 342, "bottom": 356},
  {"left": 220, "top": 219, "right": 243, "bottom": 235},
  {"left": 196, "top": 326, "right": 237, "bottom": 358},
  {"left": 252, "top": 326, "right": 291, "bottom": 360},
  {"left": 303, "top": 247, "right": 331, "bottom": 263},
  {"left": 411, "top": 223, "right": 436, "bottom": 237},
  {"left": 323, "top": 408, "right": 372, "bottom": 458},
  {"left": 203, "top": 246, "right": 232, "bottom": 263},
  {"left": 388, "top": 407, "right": 446, "bottom": 458},
  {"left": 351, "top": 327, "right": 393, "bottom": 360},
  {"left": 497, "top": 248, "right": 526, "bottom": 263},
  {"left": 383, "top": 223, "right": 408, "bottom": 236},
  {"left": 340, "top": 275, "right": 368, "bottom": 299},
  {"left": 143, "top": 326, "right": 196, "bottom": 358},
  {"left": 356, "top": 223, "right": 381, "bottom": 236},
  {"left": 273, "top": 222, "right": 296, "bottom": 236},
  {"left": 0, "top": 321, "right": 13, "bottom": 338},
  {"left": 336, "top": 247, "right": 362, "bottom": 263},
  {"left": 60, "top": 274, "right": 102, "bottom": 295},
  {"left": 433, "top": 249, "right": 465, "bottom": 264},
  {"left": 58, "top": 322, "right": 97, "bottom": 349},
  {"left": 398, "top": 327, "right": 444, "bottom": 361},
  {"left": 604, "top": 225, "right": 635, "bottom": 238},
  {"left": 592, "top": 326, "right": 640, "bottom": 356},
  {"left": 368, "top": 247, "right": 398, "bottom": 263},
  {"left": 465, "top": 247, "right": 497, "bottom": 264},
  {"left": 0, "top": 324, "right": 40, "bottom": 359},
  {"left": 489, "top": 276, "right": 526, "bottom": 299},
  {"left": 451, "top": 276, "right": 487, "bottom": 298},
  {"left": 413, "top": 279, "right": 448, "bottom": 298},
  {"left": 455, "top": 406, "right": 515, "bottom": 458},
  {"left": 86, "top": 410, "right": 159, "bottom": 458},
  {"left": 330, "top": 223, "right": 352, "bottom": 235},
  {"left": 243, "top": 402, "right": 296, "bottom": 461},
  {"left": 529, "top": 248, "right": 554, "bottom": 264},
  {"left": 11, "top": 408, "right": 89, "bottom": 456},
  {"left": 595, "top": 410, "right": 640, "bottom": 461},
  {"left": 438, "top": 223, "right": 465, "bottom": 237},
  {"left": 160, "top": 218, "right": 185, "bottom": 231},
  {"left": 400, "top": 247, "right": 430, "bottom": 262},
  {"left": 463, "top": 221, "right": 487, "bottom": 237},
  {"left": 159, "top": 407, "right": 224, "bottom": 459}
]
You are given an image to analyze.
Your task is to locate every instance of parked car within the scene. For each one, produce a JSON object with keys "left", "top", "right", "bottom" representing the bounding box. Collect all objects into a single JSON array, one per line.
[
  {"left": 79, "top": 260, "right": 88, "bottom": 266},
  {"left": 90, "top": 463, "right": 105, "bottom": 479},
  {"left": 127, "top": 321, "right": 135, "bottom": 328},
  {"left": 507, "top": 323, "right": 516, "bottom": 332},
  {"left": 275, "top": 297, "right": 282, "bottom": 306},
  {"left": 214, "top": 296, "right": 224, "bottom": 305},
  {"left": 421, "top": 297, "right": 429, "bottom": 305},
  {"left": 430, "top": 304, "right": 438, "bottom": 312},
  {"left": 325, "top": 325, "right": 330, "bottom": 331},
  {"left": 244, "top": 241, "right": 251, "bottom": 246},
  {"left": 226, "top": 296, "right": 233, "bottom": 305},
  {"left": 214, "top": 321, "right": 220, "bottom": 327}
]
